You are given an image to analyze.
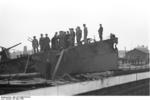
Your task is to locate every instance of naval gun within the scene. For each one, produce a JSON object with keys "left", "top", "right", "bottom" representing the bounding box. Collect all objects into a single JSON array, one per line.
[{"left": 0, "top": 43, "right": 21, "bottom": 62}]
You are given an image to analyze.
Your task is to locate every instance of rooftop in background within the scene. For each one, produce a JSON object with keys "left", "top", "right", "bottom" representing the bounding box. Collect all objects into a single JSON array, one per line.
[{"left": 135, "top": 46, "right": 149, "bottom": 54}]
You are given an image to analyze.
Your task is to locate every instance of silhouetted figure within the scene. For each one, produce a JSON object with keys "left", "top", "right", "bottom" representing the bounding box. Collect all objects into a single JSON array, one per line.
[
  {"left": 0, "top": 47, "right": 10, "bottom": 62},
  {"left": 59, "top": 31, "right": 66, "bottom": 49},
  {"left": 69, "top": 28, "right": 75, "bottom": 46},
  {"left": 83, "top": 24, "right": 88, "bottom": 44},
  {"left": 44, "top": 34, "right": 50, "bottom": 52},
  {"left": 98, "top": 24, "right": 103, "bottom": 41},
  {"left": 32, "top": 36, "right": 39, "bottom": 54},
  {"left": 39, "top": 34, "right": 44, "bottom": 52},
  {"left": 55, "top": 33, "right": 60, "bottom": 50},
  {"left": 66, "top": 31, "right": 70, "bottom": 48},
  {"left": 55, "top": 34, "right": 60, "bottom": 50},
  {"left": 63, "top": 32, "right": 67, "bottom": 49},
  {"left": 76, "top": 26, "right": 82, "bottom": 46},
  {"left": 52, "top": 32, "right": 58, "bottom": 50}
]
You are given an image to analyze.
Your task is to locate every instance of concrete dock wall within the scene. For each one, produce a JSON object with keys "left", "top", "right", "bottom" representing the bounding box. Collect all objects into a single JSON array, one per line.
[{"left": 5, "top": 71, "right": 150, "bottom": 96}]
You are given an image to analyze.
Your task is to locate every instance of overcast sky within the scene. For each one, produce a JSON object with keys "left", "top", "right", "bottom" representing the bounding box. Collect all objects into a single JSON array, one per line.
[{"left": 0, "top": 0, "right": 149, "bottom": 51}]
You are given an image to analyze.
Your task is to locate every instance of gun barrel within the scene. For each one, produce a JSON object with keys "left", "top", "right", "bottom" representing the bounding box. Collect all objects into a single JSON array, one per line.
[{"left": 7, "top": 43, "right": 22, "bottom": 50}]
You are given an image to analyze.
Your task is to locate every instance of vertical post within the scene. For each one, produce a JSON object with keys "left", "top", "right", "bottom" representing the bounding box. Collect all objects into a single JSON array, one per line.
[
  {"left": 24, "top": 55, "right": 30, "bottom": 73},
  {"left": 52, "top": 49, "right": 65, "bottom": 80}
]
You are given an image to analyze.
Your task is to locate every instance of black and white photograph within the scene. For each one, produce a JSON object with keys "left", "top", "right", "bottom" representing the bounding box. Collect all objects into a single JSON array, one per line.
[{"left": 0, "top": 0, "right": 149, "bottom": 98}]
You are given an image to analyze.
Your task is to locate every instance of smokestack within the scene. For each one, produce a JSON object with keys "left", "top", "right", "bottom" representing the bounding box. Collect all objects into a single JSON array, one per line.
[{"left": 23, "top": 46, "right": 28, "bottom": 55}]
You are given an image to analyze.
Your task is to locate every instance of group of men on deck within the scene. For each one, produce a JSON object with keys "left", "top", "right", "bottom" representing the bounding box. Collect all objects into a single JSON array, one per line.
[
  {"left": 31, "top": 34, "right": 50, "bottom": 53},
  {"left": 31, "top": 24, "right": 104, "bottom": 54},
  {"left": 51, "top": 26, "right": 82, "bottom": 50}
]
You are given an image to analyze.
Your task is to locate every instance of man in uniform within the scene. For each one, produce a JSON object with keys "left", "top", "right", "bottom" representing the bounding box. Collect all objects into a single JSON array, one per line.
[
  {"left": 32, "top": 36, "right": 39, "bottom": 53},
  {"left": 83, "top": 24, "right": 88, "bottom": 44},
  {"left": 44, "top": 34, "right": 50, "bottom": 52},
  {"left": 69, "top": 28, "right": 75, "bottom": 46},
  {"left": 39, "top": 34, "right": 44, "bottom": 52},
  {"left": 51, "top": 32, "right": 58, "bottom": 50},
  {"left": 66, "top": 31, "right": 70, "bottom": 48},
  {"left": 0, "top": 47, "right": 10, "bottom": 62},
  {"left": 98, "top": 24, "right": 103, "bottom": 41},
  {"left": 58, "top": 31, "right": 63, "bottom": 49},
  {"left": 63, "top": 31, "right": 67, "bottom": 49},
  {"left": 76, "top": 26, "right": 82, "bottom": 46}
]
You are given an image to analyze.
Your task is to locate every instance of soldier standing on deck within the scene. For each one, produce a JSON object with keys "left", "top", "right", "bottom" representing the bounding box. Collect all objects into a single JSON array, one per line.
[
  {"left": 83, "top": 24, "right": 88, "bottom": 44},
  {"left": 0, "top": 47, "right": 10, "bottom": 62},
  {"left": 51, "top": 32, "right": 58, "bottom": 50},
  {"left": 39, "top": 34, "right": 44, "bottom": 52},
  {"left": 66, "top": 31, "right": 70, "bottom": 48},
  {"left": 76, "top": 26, "right": 82, "bottom": 46},
  {"left": 63, "top": 31, "right": 67, "bottom": 49},
  {"left": 69, "top": 28, "right": 75, "bottom": 46},
  {"left": 59, "top": 31, "right": 67, "bottom": 49},
  {"left": 58, "top": 31, "right": 63, "bottom": 49},
  {"left": 44, "top": 34, "right": 50, "bottom": 51},
  {"left": 32, "top": 36, "right": 39, "bottom": 53},
  {"left": 98, "top": 24, "right": 103, "bottom": 41}
]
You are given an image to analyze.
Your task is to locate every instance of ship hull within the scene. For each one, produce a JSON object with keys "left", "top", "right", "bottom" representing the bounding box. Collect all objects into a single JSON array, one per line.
[
  {"left": 54, "top": 40, "right": 118, "bottom": 77},
  {"left": 0, "top": 39, "right": 118, "bottom": 80}
]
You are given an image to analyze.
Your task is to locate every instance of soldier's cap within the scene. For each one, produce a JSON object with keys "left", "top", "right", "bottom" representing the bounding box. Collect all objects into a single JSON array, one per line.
[
  {"left": 69, "top": 28, "right": 74, "bottom": 30},
  {"left": 33, "top": 36, "right": 36, "bottom": 38},
  {"left": 77, "top": 26, "right": 80, "bottom": 28},
  {"left": 83, "top": 24, "right": 86, "bottom": 26},
  {"left": 59, "top": 31, "right": 64, "bottom": 33},
  {"left": 45, "top": 33, "right": 48, "bottom": 35}
]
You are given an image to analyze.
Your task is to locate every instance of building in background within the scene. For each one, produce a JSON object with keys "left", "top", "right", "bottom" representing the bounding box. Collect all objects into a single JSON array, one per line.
[{"left": 124, "top": 46, "right": 149, "bottom": 65}]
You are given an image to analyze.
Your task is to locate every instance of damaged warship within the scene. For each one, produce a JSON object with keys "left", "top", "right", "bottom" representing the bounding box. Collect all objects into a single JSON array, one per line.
[
  {"left": 0, "top": 35, "right": 118, "bottom": 78},
  {"left": 0, "top": 34, "right": 119, "bottom": 94}
]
